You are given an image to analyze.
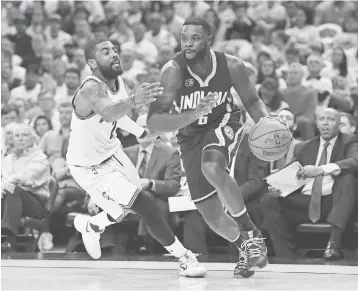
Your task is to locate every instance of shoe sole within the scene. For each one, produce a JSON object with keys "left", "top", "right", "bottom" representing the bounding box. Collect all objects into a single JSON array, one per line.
[
  {"left": 234, "top": 270, "right": 255, "bottom": 279},
  {"left": 180, "top": 267, "right": 207, "bottom": 278}
]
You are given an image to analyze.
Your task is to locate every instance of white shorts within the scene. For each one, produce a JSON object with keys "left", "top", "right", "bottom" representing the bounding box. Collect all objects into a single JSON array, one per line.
[{"left": 69, "top": 148, "right": 141, "bottom": 221}]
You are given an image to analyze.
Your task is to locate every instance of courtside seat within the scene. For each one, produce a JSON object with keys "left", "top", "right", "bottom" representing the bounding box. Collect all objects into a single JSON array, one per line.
[{"left": 296, "top": 223, "right": 332, "bottom": 233}]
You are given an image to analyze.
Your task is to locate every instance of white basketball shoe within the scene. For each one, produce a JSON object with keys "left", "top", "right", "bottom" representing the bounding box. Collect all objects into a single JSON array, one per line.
[
  {"left": 74, "top": 214, "right": 102, "bottom": 259},
  {"left": 179, "top": 250, "right": 207, "bottom": 277}
]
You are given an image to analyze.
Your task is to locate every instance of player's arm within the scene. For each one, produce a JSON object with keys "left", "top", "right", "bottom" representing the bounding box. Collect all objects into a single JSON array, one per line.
[
  {"left": 226, "top": 54, "right": 270, "bottom": 122},
  {"left": 79, "top": 80, "right": 162, "bottom": 123},
  {"left": 147, "top": 61, "right": 196, "bottom": 133},
  {"left": 147, "top": 61, "right": 215, "bottom": 133},
  {"left": 78, "top": 80, "right": 135, "bottom": 122}
]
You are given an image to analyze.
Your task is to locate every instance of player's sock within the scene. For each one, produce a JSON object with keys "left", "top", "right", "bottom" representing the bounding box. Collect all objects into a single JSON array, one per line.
[
  {"left": 164, "top": 236, "right": 187, "bottom": 258},
  {"left": 87, "top": 212, "right": 117, "bottom": 232},
  {"left": 231, "top": 208, "right": 257, "bottom": 233}
]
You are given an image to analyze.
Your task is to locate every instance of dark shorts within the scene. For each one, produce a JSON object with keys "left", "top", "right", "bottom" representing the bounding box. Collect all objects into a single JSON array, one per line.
[{"left": 179, "top": 112, "right": 243, "bottom": 203}]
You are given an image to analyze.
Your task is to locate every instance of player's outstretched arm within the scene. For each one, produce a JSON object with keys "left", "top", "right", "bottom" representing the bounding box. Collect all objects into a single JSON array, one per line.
[
  {"left": 226, "top": 54, "right": 270, "bottom": 122},
  {"left": 80, "top": 80, "right": 162, "bottom": 123},
  {"left": 147, "top": 61, "right": 200, "bottom": 133}
]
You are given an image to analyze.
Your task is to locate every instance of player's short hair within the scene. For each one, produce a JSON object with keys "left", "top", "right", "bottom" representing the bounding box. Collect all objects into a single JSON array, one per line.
[
  {"left": 183, "top": 17, "right": 212, "bottom": 36},
  {"left": 84, "top": 38, "right": 108, "bottom": 61},
  {"left": 340, "top": 112, "right": 357, "bottom": 127}
]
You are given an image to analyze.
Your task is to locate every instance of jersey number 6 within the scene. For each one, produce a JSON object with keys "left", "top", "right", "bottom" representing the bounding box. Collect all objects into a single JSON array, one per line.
[{"left": 198, "top": 115, "right": 208, "bottom": 125}]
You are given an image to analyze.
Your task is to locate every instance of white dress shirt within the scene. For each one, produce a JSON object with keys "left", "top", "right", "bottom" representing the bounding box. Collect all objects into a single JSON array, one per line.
[{"left": 301, "top": 136, "right": 341, "bottom": 196}]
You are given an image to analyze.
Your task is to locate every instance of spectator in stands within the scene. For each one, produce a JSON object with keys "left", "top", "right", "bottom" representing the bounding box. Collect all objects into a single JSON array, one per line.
[
  {"left": 314, "top": 1, "right": 355, "bottom": 27},
  {"left": 120, "top": 48, "right": 146, "bottom": 87},
  {"left": 282, "top": 63, "right": 317, "bottom": 140},
  {"left": 7, "top": 14, "right": 33, "bottom": 66},
  {"left": 54, "top": 68, "right": 81, "bottom": 105},
  {"left": 73, "top": 18, "right": 93, "bottom": 49},
  {"left": 1, "top": 50, "right": 23, "bottom": 90},
  {"left": 1, "top": 81, "right": 11, "bottom": 104},
  {"left": 45, "top": 14, "right": 72, "bottom": 51},
  {"left": 285, "top": 6, "right": 319, "bottom": 48},
  {"left": 33, "top": 90, "right": 60, "bottom": 132},
  {"left": 72, "top": 48, "right": 92, "bottom": 81},
  {"left": 21, "top": 33, "right": 48, "bottom": 68},
  {"left": 321, "top": 46, "right": 357, "bottom": 90},
  {"left": 303, "top": 54, "right": 333, "bottom": 110},
  {"left": 269, "top": 29, "right": 289, "bottom": 65},
  {"left": 26, "top": 5, "right": 46, "bottom": 38},
  {"left": 51, "top": 59, "right": 67, "bottom": 93},
  {"left": 9, "top": 98, "right": 26, "bottom": 123},
  {"left": 145, "top": 12, "right": 177, "bottom": 51},
  {"left": 39, "top": 101, "right": 71, "bottom": 165},
  {"left": 33, "top": 115, "right": 53, "bottom": 141},
  {"left": 161, "top": 2, "right": 184, "bottom": 43},
  {"left": 258, "top": 77, "right": 289, "bottom": 115},
  {"left": 339, "top": 112, "right": 357, "bottom": 135},
  {"left": 256, "top": 58, "right": 286, "bottom": 90},
  {"left": 2, "top": 104, "right": 19, "bottom": 127},
  {"left": 10, "top": 64, "right": 42, "bottom": 107},
  {"left": 124, "top": 114, "right": 181, "bottom": 253},
  {"left": 271, "top": 108, "right": 302, "bottom": 172},
  {"left": 1, "top": 123, "right": 50, "bottom": 252},
  {"left": 121, "top": 22, "right": 158, "bottom": 65},
  {"left": 262, "top": 108, "right": 358, "bottom": 260}
]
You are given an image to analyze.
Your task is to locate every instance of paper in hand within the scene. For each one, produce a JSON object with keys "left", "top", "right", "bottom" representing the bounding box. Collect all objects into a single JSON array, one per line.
[{"left": 266, "top": 161, "right": 307, "bottom": 197}]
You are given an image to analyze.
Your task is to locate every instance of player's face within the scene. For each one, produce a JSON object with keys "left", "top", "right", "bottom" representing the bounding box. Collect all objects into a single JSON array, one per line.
[
  {"left": 95, "top": 41, "right": 122, "bottom": 79},
  {"left": 278, "top": 109, "right": 295, "bottom": 131},
  {"left": 317, "top": 109, "right": 340, "bottom": 141},
  {"left": 181, "top": 25, "right": 210, "bottom": 63}
]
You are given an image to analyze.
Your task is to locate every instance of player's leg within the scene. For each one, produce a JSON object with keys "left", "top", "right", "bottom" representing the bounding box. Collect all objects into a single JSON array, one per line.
[
  {"left": 129, "top": 190, "right": 206, "bottom": 277},
  {"left": 200, "top": 117, "right": 267, "bottom": 268},
  {"left": 180, "top": 137, "right": 255, "bottom": 278}
]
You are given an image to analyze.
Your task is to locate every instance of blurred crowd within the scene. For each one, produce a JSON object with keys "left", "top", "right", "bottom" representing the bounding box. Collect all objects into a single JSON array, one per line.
[{"left": 1, "top": 1, "right": 358, "bottom": 260}]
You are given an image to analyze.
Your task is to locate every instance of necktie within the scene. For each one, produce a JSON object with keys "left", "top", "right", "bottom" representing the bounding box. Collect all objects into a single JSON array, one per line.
[
  {"left": 138, "top": 150, "right": 147, "bottom": 178},
  {"left": 309, "top": 142, "right": 329, "bottom": 223}
]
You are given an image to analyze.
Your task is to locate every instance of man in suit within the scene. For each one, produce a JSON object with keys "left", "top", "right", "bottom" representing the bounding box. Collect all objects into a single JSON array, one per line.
[
  {"left": 261, "top": 108, "right": 358, "bottom": 260},
  {"left": 124, "top": 114, "right": 182, "bottom": 253},
  {"left": 270, "top": 108, "right": 301, "bottom": 173}
]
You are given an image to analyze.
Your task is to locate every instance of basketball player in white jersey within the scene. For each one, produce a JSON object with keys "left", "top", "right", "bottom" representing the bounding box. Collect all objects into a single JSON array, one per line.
[{"left": 66, "top": 39, "right": 207, "bottom": 277}]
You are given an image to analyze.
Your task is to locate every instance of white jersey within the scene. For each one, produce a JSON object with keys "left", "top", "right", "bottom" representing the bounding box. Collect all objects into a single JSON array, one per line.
[{"left": 66, "top": 75, "right": 128, "bottom": 167}]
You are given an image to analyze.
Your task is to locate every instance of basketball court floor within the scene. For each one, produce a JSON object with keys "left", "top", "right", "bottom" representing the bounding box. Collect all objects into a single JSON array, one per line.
[{"left": 2, "top": 256, "right": 358, "bottom": 290}]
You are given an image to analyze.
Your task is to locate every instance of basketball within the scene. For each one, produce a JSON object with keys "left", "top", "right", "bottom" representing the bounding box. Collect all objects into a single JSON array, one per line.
[{"left": 248, "top": 117, "right": 292, "bottom": 162}]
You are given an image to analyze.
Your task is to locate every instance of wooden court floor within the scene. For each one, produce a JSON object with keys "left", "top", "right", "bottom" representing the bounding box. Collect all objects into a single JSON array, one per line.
[{"left": 2, "top": 259, "right": 358, "bottom": 290}]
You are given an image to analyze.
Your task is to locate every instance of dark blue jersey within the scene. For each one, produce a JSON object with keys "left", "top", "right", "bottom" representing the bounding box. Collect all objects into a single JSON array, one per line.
[{"left": 172, "top": 50, "right": 240, "bottom": 143}]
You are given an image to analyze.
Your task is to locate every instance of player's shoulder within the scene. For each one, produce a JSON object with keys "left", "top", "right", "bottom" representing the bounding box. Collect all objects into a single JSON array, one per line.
[
  {"left": 77, "top": 77, "right": 106, "bottom": 97},
  {"left": 161, "top": 59, "right": 183, "bottom": 86}
]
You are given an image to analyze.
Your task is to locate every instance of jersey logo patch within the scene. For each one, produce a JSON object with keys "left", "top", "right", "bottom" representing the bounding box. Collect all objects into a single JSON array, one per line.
[
  {"left": 224, "top": 126, "right": 234, "bottom": 140},
  {"left": 185, "top": 79, "right": 194, "bottom": 87}
]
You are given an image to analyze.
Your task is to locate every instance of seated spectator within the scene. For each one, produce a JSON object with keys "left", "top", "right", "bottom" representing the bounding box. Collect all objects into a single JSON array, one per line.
[
  {"left": 120, "top": 48, "right": 146, "bottom": 87},
  {"left": 145, "top": 12, "right": 177, "bottom": 52},
  {"left": 2, "top": 122, "right": 17, "bottom": 159},
  {"left": 33, "top": 115, "right": 53, "bottom": 141},
  {"left": 72, "top": 18, "right": 94, "bottom": 49},
  {"left": 45, "top": 14, "right": 72, "bottom": 51},
  {"left": 2, "top": 104, "right": 19, "bottom": 128},
  {"left": 1, "top": 123, "right": 51, "bottom": 252},
  {"left": 123, "top": 114, "right": 181, "bottom": 253},
  {"left": 277, "top": 46, "right": 308, "bottom": 79},
  {"left": 282, "top": 63, "right": 318, "bottom": 140},
  {"left": 161, "top": 2, "right": 185, "bottom": 43},
  {"left": 258, "top": 77, "right": 289, "bottom": 115},
  {"left": 9, "top": 97, "right": 27, "bottom": 123},
  {"left": 10, "top": 64, "right": 42, "bottom": 108},
  {"left": 339, "top": 112, "right": 357, "bottom": 135},
  {"left": 285, "top": 6, "right": 319, "bottom": 48},
  {"left": 54, "top": 67, "right": 81, "bottom": 105},
  {"left": 121, "top": 22, "right": 158, "bottom": 65},
  {"left": 303, "top": 54, "right": 333, "bottom": 110},
  {"left": 256, "top": 58, "right": 286, "bottom": 91},
  {"left": 1, "top": 48, "right": 24, "bottom": 90},
  {"left": 261, "top": 108, "right": 358, "bottom": 260},
  {"left": 270, "top": 108, "right": 302, "bottom": 172},
  {"left": 30, "top": 90, "right": 60, "bottom": 131},
  {"left": 269, "top": 29, "right": 289, "bottom": 66},
  {"left": 39, "top": 101, "right": 71, "bottom": 165},
  {"left": 1, "top": 81, "right": 11, "bottom": 104},
  {"left": 72, "top": 48, "right": 92, "bottom": 81},
  {"left": 314, "top": 1, "right": 355, "bottom": 27}
]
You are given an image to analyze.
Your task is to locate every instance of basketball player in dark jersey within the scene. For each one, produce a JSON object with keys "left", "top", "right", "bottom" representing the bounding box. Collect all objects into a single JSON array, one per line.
[{"left": 147, "top": 18, "right": 274, "bottom": 278}]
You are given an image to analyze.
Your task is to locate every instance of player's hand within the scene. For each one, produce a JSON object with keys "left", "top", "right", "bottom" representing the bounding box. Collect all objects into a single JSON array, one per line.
[
  {"left": 193, "top": 92, "right": 219, "bottom": 118},
  {"left": 87, "top": 198, "right": 99, "bottom": 215},
  {"left": 132, "top": 82, "right": 164, "bottom": 107}
]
